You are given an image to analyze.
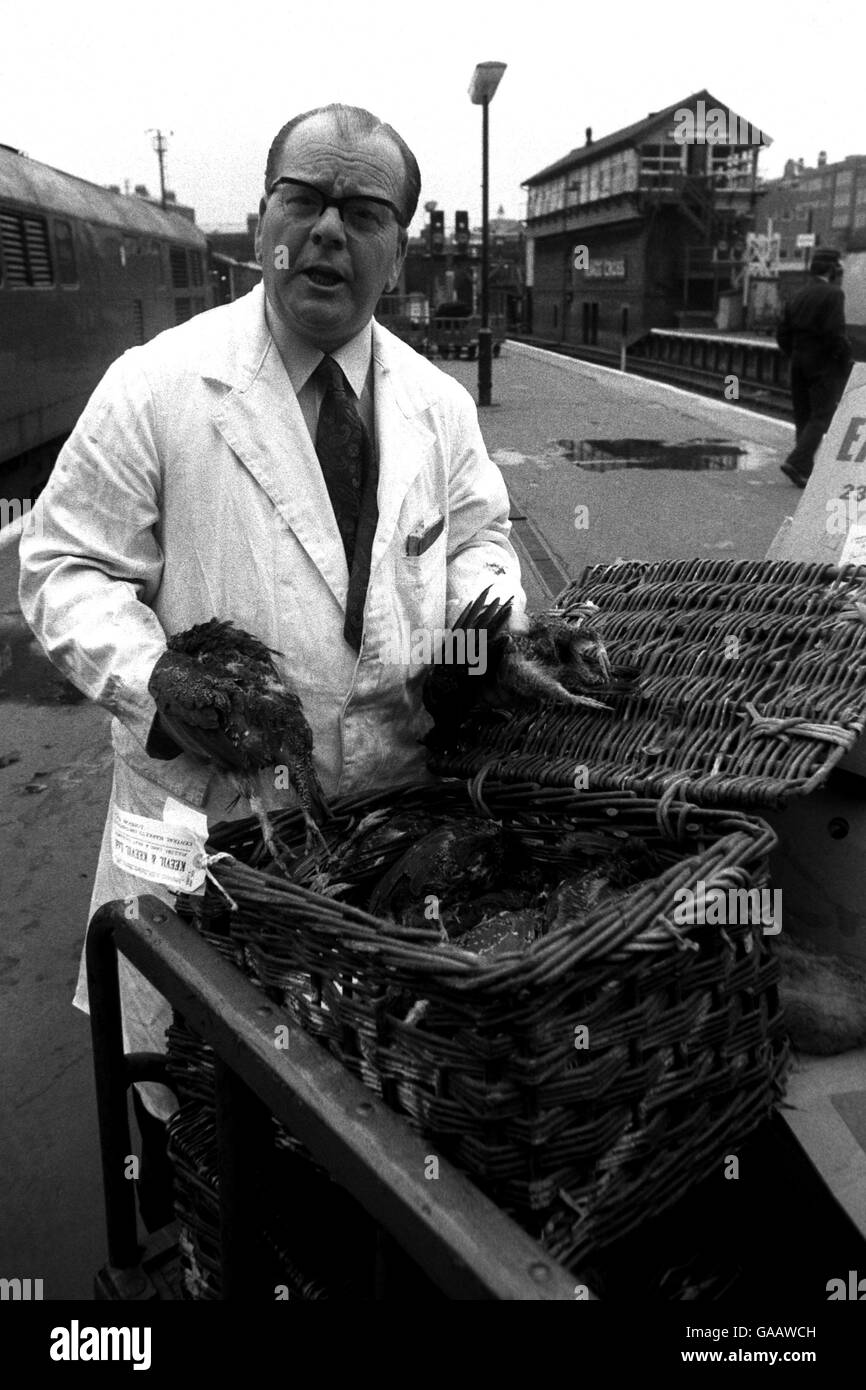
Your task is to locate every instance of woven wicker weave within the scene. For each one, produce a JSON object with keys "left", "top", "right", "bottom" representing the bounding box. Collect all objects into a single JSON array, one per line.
[
  {"left": 429, "top": 558, "right": 866, "bottom": 807},
  {"left": 177, "top": 776, "right": 789, "bottom": 1273},
  {"left": 166, "top": 1017, "right": 363, "bottom": 1300}
]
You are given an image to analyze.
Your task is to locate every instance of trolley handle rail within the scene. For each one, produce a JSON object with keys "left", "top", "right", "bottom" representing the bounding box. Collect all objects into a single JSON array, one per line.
[{"left": 86, "top": 894, "right": 583, "bottom": 1301}]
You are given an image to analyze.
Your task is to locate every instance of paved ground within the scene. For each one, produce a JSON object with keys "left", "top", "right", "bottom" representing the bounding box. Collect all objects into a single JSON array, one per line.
[
  {"left": 0, "top": 345, "right": 803, "bottom": 1299},
  {"left": 442, "top": 343, "right": 796, "bottom": 589}
]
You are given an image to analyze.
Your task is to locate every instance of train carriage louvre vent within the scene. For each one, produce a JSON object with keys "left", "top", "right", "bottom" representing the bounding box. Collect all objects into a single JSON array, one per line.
[
  {"left": 169, "top": 245, "right": 189, "bottom": 289},
  {"left": 175, "top": 297, "right": 191, "bottom": 324},
  {"left": 133, "top": 299, "right": 144, "bottom": 344},
  {"left": 0, "top": 212, "right": 27, "bottom": 284},
  {"left": 0, "top": 211, "right": 52, "bottom": 285},
  {"left": 23, "top": 217, "right": 53, "bottom": 284}
]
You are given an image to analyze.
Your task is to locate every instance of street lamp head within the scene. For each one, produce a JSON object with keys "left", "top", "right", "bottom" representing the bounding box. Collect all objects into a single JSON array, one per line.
[{"left": 469, "top": 62, "right": 507, "bottom": 104}]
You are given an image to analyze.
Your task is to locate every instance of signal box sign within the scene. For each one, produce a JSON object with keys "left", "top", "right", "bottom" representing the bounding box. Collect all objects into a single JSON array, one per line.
[
  {"left": 572, "top": 250, "right": 627, "bottom": 279},
  {"left": 585, "top": 258, "right": 626, "bottom": 279}
]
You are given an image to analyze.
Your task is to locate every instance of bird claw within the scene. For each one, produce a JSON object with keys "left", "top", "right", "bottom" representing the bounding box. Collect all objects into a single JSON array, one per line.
[
  {"left": 303, "top": 814, "right": 332, "bottom": 859},
  {"left": 452, "top": 586, "right": 514, "bottom": 636},
  {"left": 569, "top": 691, "right": 611, "bottom": 711}
]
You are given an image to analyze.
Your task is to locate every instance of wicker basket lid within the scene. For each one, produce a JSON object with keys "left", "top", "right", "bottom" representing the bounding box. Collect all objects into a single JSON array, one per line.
[{"left": 429, "top": 557, "right": 866, "bottom": 808}]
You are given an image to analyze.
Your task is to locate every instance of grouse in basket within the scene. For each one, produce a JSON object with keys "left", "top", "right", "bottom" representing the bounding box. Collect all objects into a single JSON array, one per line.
[
  {"left": 367, "top": 819, "right": 506, "bottom": 929},
  {"left": 423, "top": 586, "right": 639, "bottom": 749},
  {"left": 147, "top": 619, "right": 328, "bottom": 860}
]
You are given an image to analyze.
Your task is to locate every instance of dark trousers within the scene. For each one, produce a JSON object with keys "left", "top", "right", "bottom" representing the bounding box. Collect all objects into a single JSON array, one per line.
[{"left": 785, "top": 358, "right": 848, "bottom": 478}]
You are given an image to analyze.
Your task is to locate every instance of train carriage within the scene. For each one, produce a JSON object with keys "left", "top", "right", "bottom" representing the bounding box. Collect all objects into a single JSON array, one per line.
[{"left": 0, "top": 144, "right": 214, "bottom": 469}]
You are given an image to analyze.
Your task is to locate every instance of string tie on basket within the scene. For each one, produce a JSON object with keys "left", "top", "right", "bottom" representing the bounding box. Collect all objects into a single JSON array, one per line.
[{"left": 198, "top": 851, "right": 240, "bottom": 911}]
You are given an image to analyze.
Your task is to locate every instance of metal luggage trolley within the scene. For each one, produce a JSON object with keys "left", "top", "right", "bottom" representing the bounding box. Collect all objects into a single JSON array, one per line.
[{"left": 86, "top": 893, "right": 579, "bottom": 1301}]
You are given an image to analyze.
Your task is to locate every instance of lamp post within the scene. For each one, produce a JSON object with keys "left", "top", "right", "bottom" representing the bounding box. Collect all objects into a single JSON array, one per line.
[{"left": 469, "top": 61, "right": 506, "bottom": 407}]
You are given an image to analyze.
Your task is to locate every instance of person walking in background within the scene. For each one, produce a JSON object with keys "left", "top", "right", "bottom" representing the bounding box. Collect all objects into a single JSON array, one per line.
[{"left": 776, "top": 247, "right": 852, "bottom": 487}]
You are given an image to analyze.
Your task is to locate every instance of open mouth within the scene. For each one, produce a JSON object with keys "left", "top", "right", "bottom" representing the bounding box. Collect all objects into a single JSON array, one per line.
[{"left": 304, "top": 267, "right": 344, "bottom": 288}]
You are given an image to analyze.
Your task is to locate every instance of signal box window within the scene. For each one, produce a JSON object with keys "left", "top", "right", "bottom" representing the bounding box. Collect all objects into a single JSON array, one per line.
[{"left": 54, "top": 219, "right": 78, "bottom": 285}]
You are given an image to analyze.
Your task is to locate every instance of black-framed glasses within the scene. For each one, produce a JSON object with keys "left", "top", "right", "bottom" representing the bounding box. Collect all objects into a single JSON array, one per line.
[{"left": 267, "top": 177, "right": 405, "bottom": 234}]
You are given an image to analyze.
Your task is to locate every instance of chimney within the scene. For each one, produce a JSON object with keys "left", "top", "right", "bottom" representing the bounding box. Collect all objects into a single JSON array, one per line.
[
  {"left": 585, "top": 126, "right": 593, "bottom": 146},
  {"left": 783, "top": 159, "right": 797, "bottom": 179},
  {"left": 817, "top": 150, "right": 827, "bottom": 167}
]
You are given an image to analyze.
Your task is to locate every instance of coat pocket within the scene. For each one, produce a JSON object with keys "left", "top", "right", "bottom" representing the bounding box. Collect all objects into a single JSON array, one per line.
[
  {"left": 405, "top": 514, "right": 445, "bottom": 556},
  {"left": 111, "top": 716, "right": 212, "bottom": 809}
]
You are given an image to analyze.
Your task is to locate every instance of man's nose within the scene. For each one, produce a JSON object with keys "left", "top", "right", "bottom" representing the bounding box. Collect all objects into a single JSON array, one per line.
[{"left": 311, "top": 205, "right": 347, "bottom": 245}]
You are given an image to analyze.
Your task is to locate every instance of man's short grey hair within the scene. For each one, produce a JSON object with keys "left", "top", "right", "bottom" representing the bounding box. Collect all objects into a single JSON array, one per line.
[{"left": 265, "top": 104, "right": 421, "bottom": 227}]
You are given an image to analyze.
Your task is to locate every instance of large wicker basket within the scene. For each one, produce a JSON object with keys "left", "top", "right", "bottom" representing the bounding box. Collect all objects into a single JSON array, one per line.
[
  {"left": 174, "top": 776, "right": 788, "bottom": 1277},
  {"left": 164, "top": 555, "right": 865, "bottom": 1292},
  {"left": 429, "top": 557, "right": 866, "bottom": 806}
]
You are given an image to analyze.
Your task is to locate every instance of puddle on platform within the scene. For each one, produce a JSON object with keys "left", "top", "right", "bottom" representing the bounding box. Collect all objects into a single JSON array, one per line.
[
  {"left": 550, "top": 438, "right": 777, "bottom": 472},
  {"left": 0, "top": 617, "right": 85, "bottom": 706}
]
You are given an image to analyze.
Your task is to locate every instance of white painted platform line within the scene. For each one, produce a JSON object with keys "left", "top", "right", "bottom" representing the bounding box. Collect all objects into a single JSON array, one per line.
[{"left": 505, "top": 340, "right": 796, "bottom": 433}]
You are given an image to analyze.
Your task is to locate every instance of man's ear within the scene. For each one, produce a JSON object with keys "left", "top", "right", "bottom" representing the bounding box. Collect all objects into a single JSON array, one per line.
[
  {"left": 386, "top": 228, "right": 409, "bottom": 293},
  {"left": 253, "top": 196, "right": 267, "bottom": 264}
]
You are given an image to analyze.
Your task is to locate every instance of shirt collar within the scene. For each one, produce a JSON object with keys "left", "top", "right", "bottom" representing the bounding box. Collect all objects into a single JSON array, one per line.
[{"left": 274, "top": 318, "right": 373, "bottom": 400}]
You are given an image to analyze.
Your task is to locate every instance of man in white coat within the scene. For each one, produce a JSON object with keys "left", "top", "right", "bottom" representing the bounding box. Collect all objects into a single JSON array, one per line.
[{"left": 18, "top": 103, "right": 525, "bottom": 1166}]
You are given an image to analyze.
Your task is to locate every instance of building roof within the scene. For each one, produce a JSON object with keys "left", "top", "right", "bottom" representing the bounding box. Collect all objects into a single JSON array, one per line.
[
  {"left": 761, "top": 152, "right": 866, "bottom": 188},
  {"left": 523, "top": 90, "right": 769, "bottom": 186},
  {"left": 201, "top": 222, "right": 254, "bottom": 236},
  {"left": 0, "top": 145, "right": 206, "bottom": 246}
]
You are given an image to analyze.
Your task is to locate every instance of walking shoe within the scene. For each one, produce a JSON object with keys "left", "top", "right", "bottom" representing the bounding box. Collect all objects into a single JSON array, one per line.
[{"left": 780, "top": 462, "right": 808, "bottom": 488}]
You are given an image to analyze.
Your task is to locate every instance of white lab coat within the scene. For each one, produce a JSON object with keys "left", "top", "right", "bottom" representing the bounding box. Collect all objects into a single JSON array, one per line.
[{"left": 18, "top": 284, "right": 525, "bottom": 1116}]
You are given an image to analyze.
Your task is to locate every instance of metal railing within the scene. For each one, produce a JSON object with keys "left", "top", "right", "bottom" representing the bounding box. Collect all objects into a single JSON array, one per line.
[{"left": 630, "top": 328, "right": 791, "bottom": 408}]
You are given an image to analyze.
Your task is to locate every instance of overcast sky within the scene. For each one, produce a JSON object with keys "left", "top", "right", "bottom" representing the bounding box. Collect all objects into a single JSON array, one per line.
[{"left": 2, "top": 0, "right": 862, "bottom": 236}]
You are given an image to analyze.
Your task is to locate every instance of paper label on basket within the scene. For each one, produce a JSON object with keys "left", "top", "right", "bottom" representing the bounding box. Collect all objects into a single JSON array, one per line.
[
  {"left": 163, "top": 797, "right": 210, "bottom": 841},
  {"left": 111, "top": 806, "right": 207, "bottom": 893},
  {"left": 839, "top": 523, "right": 866, "bottom": 569}
]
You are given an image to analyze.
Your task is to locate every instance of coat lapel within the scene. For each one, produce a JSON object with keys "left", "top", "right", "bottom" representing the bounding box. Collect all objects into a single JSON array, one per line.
[
  {"left": 201, "top": 291, "right": 438, "bottom": 606},
  {"left": 205, "top": 288, "right": 348, "bottom": 606}
]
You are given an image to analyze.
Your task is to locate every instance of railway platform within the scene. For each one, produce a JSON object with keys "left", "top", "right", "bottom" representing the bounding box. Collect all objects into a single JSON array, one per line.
[{"left": 2, "top": 344, "right": 861, "bottom": 1303}]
